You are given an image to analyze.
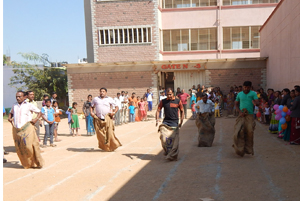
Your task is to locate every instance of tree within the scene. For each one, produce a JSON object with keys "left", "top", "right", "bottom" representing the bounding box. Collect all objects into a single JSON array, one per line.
[{"left": 9, "top": 52, "right": 68, "bottom": 101}]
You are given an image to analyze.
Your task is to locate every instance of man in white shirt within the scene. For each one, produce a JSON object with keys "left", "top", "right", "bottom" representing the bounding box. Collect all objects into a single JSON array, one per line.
[
  {"left": 114, "top": 93, "right": 122, "bottom": 126},
  {"left": 27, "top": 91, "right": 42, "bottom": 140},
  {"left": 120, "top": 91, "right": 128, "bottom": 124},
  {"left": 145, "top": 89, "right": 153, "bottom": 111},
  {"left": 8, "top": 91, "right": 44, "bottom": 168},
  {"left": 195, "top": 94, "right": 216, "bottom": 147}
]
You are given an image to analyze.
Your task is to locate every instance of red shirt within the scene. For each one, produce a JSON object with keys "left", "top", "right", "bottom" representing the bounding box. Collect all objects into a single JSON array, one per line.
[
  {"left": 178, "top": 93, "right": 190, "bottom": 105},
  {"left": 191, "top": 103, "right": 196, "bottom": 112}
]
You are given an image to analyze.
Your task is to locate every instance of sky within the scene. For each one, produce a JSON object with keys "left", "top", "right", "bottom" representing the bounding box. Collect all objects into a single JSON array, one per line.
[{"left": 3, "top": 0, "right": 87, "bottom": 64}]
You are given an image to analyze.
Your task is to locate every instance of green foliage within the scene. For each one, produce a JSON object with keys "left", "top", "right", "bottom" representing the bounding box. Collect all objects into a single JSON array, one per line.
[{"left": 8, "top": 52, "right": 68, "bottom": 101}]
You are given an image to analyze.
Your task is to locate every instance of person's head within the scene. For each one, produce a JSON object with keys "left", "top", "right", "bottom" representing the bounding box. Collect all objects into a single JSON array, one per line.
[
  {"left": 294, "top": 85, "right": 300, "bottom": 90},
  {"left": 243, "top": 81, "right": 252, "bottom": 94},
  {"left": 121, "top": 91, "right": 125, "bottom": 96},
  {"left": 275, "top": 91, "right": 281, "bottom": 98},
  {"left": 238, "top": 86, "right": 242, "bottom": 92},
  {"left": 147, "top": 89, "right": 150, "bottom": 93},
  {"left": 216, "top": 99, "right": 219, "bottom": 103},
  {"left": 202, "top": 85, "right": 205, "bottom": 89},
  {"left": 87, "top": 94, "right": 92, "bottom": 101},
  {"left": 162, "top": 91, "right": 165, "bottom": 96},
  {"left": 125, "top": 91, "right": 128, "bottom": 95},
  {"left": 282, "top": 88, "right": 290, "bottom": 96},
  {"left": 43, "top": 94, "right": 49, "bottom": 100},
  {"left": 192, "top": 100, "right": 195, "bottom": 104},
  {"left": 45, "top": 99, "right": 51, "bottom": 107},
  {"left": 52, "top": 92, "right": 57, "bottom": 99},
  {"left": 141, "top": 97, "right": 144, "bottom": 102},
  {"left": 260, "top": 88, "right": 265, "bottom": 93},
  {"left": 72, "top": 102, "right": 77, "bottom": 108},
  {"left": 117, "top": 93, "right": 120, "bottom": 98},
  {"left": 137, "top": 96, "right": 140, "bottom": 101},
  {"left": 143, "top": 97, "right": 147, "bottom": 101},
  {"left": 202, "top": 94, "right": 208, "bottom": 103},
  {"left": 290, "top": 90, "right": 295, "bottom": 98},
  {"left": 177, "top": 87, "right": 180, "bottom": 92},
  {"left": 235, "top": 87, "right": 238, "bottom": 92},
  {"left": 265, "top": 102, "right": 269, "bottom": 108},
  {"left": 197, "top": 84, "right": 200, "bottom": 88},
  {"left": 52, "top": 101, "right": 58, "bottom": 108},
  {"left": 16, "top": 91, "right": 26, "bottom": 104},
  {"left": 100, "top": 88, "right": 107, "bottom": 98},
  {"left": 27, "top": 91, "right": 34, "bottom": 101},
  {"left": 131, "top": 92, "right": 136, "bottom": 98},
  {"left": 192, "top": 85, "right": 195, "bottom": 89},
  {"left": 295, "top": 88, "right": 300, "bottom": 96},
  {"left": 130, "top": 101, "right": 134, "bottom": 106},
  {"left": 181, "top": 89, "right": 185, "bottom": 93},
  {"left": 166, "top": 88, "right": 174, "bottom": 100}
]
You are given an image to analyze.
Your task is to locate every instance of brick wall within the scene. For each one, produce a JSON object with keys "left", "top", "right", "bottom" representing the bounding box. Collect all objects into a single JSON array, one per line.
[
  {"left": 90, "top": 0, "right": 159, "bottom": 63},
  {"left": 207, "top": 68, "right": 266, "bottom": 94},
  {"left": 69, "top": 71, "right": 157, "bottom": 113}
]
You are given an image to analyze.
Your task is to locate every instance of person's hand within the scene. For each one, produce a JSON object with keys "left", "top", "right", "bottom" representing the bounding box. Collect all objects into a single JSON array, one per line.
[
  {"left": 109, "top": 112, "right": 115, "bottom": 119},
  {"left": 8, "top": 118, "right": 13, "bottom": 123},
  {"left": 31, "top": 118, "right": 38, "bottom": 125},
  {"left": 49, "top": 121, "right": 54, "bottom": 125},
  {"left": 91, "top": 112, "right": 95, "bottom": 118},
  {"left": 85, "top": 113, "right": 88, "bottom": 117},
  {"left": 239, "top": 110, "right": 245, "bottom": 117}
]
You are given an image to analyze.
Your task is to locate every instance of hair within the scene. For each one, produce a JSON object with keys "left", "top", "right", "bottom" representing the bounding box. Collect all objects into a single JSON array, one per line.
[
  {"left": 43, "top": 94, "right": 49, "bottom": 98},
  {"left": 132, "top": 92, "right": 136, "bottom": 95},
  {"left": 27, "top": 90, "right": 33, "bottom": 94},
  {"left": 202, "top": 94, "right": 208, "bottom": 98},
  {"left": 88, "top": 94, "right": 92, "bottom": 98},
  {"left": 291, "top": 89, "right": 295, "bottom": 94},
  {"left": 24, "top": 91, "right": 28, "bottom": 96},
  {"left": 117, "top": 93, "right": 120, "bottom": 95},
  {"left": 130, "top": 101, "right": 134, "bottom": 105},
  {"left": 17, "top": 91, "right": 26, "bottom": 96},
  {"left": 283, "top": 88, "right": 290, "bottom": 94},
  {"left": 121, "top": 91, "right": 125, "bottom": 93},
  {"left": 295, "top": 88, "right": 300, "bottom": 93},
  {"left": 52, "top": 92, "right": 57, "bottom": 95},
  {"left": 239, "top": 86, "right": 242, "bottom": 88},
  {"left": 192, "top": 100, "right": 195, "bottom": 103},
  {"left": 166, "top": 88, "right": 173, "bottom": 93},
  {"left": 100, "top": 87, "right": 107, "bottom": 92},
  {"left": 243, "top": 81, "right": 252, "bottom": 87},
  {"left": 52, "top": 100, "right": 58, "bottom": 106},
  {"left": 45, "top": 99, "right": 51, "bottom": 103},
  {"left": 72, "top": 102, "right": 77, "bottom": 107},
  {"left": 294, "top": 85, "right": 300, "bottom": 89}
]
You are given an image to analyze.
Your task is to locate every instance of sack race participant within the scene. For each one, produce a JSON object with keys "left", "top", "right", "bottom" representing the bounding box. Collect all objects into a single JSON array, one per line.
[
  {"left": 232, "top": 81, "right": 259, "bottom": 157},
  {"left": 195, "top": 94, "right": 215, "bottom": 147},
  {"left": 156, "top": 89, "right": 184, "bottom": 161},
  {"left": 91, "top": 88, "right": 122, "bottom": 152},
  {"left": 8, "top": 91, "right": 44, "bottom": 169}
]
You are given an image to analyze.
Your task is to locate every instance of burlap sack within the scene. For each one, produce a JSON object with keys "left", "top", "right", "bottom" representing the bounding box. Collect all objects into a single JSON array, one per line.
[
  {"left": 158, "top": 124, "right": 179, "bottom": 161},
  {"left": 93, "top": 114, "right": 122, "bottom": 152},
  {"left": 195, "top": 112, "right": 216, "bottom": 147},
  {"left": 12, "top": 122, "right": 44, "bottom": 169},
  {"left": 232, "top": 109, "right": 256, "bottom": 157}
]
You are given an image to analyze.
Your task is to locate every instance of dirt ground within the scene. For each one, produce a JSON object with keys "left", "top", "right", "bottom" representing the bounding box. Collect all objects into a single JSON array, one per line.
[{"left": 3, "top": 111, "right": 300, "bottom": 201}]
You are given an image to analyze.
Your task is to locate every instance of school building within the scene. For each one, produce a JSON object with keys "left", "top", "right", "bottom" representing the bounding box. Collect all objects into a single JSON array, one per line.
[{"left": 66, "top": 0, "right": 280, "bottom": 112}]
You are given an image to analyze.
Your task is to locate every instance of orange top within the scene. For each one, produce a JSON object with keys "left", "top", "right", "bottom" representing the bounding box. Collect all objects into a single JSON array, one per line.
[
  {"left": 54, "top": 109, "right": 62, "bottom": 122},
  {"left": 128, "top": 97, "right": 138, "bottom": 107}
]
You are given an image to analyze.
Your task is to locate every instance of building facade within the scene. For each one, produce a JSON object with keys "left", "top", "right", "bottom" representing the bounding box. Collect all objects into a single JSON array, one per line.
[
  {"left": 67, "top": 0, "right": 279, "bottom": 112},
  {"left": 260, "top": 0, "right": 300, "bottom": 90}
]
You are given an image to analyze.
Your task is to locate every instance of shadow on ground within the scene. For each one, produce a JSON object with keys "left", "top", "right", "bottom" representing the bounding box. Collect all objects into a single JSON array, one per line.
[
  {"left": 3, "top": 161, "right": 23, "bottom": 169},
  {"left": 4, "top": 146, "right": 16, "bottom": 153}
]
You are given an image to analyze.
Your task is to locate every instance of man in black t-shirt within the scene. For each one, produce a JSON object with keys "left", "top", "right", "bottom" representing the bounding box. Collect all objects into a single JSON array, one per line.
[{"left": 156, "top": 89, "right": 184, "bottom": 161}]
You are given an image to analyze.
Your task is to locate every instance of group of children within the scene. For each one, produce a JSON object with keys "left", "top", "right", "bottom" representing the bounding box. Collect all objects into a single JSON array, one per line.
[{"left": 128, "top": 96, "right": 148, "bottom": 122}]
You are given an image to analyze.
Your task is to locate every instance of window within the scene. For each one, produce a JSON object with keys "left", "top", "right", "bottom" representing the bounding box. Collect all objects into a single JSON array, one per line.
[
  {"left": 162, "top": 0, "right": 217, "bottom": 8},
  {"left": 162, "top": 28, "right": 217, "bottom": 51},
  {"left": 223, "top": 26, "right": 261, "bottom": 49},
  {"left": 99, "top": 26, "right": 152, "bottom": 45},
  {"left": 223, "top": 0, "right": 279, "bottom": 5}
]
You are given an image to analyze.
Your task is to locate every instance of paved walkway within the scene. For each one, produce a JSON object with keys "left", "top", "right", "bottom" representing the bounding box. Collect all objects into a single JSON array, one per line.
[{"left": 3, "top": 111, "right": 300, "bottom": 201}]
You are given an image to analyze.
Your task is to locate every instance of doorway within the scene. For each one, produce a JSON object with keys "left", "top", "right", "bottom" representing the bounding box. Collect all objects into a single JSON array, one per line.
[{"left": 163, "top": 72, "right": 175, "bottom": 92}]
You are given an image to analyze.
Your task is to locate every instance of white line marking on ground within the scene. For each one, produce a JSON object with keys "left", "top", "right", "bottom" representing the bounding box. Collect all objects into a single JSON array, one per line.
[
  {"left": 82, "top": 144, "right": 160, "bottom": 201},
  {"left": 26, "top": 130, "right": 156, "bottom": 201},
  {"left": 213, "top": 121, "right": 223, "bottom": 200}
]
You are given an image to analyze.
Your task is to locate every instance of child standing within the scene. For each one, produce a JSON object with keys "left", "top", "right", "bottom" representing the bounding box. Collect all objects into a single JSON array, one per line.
[
  {"left": 191, "top": 100, "right": 196, "bottom": 119},
  {"left": 144, "top": 97, "right": 148, "bottom": 121},
  {"left": 254, "top": 105, "right": 259, "bottom": 119},
  {"left": 215, "top": 99, "right": 220, "bottom": 118},
  {"left": 53, "top": 101, "right": 62, "bottom": 142},
  {"left": 135, "top": 96, "right": 141, "bottom": 122},
  {"left": 138, "top": 98, "right": 147, "bottom": 121},
  {"left": 264, "top": 102, "right": 271, "bottom": 125},
  {"left": 65, "top": 107, "right": 73, "bottom": 135},
  {"left": 71, "top": 102, "right": 80, "bottom": 137},
  {"left": 41, "top": 99, "right": 56, "bottom": 147},
  {"left": 128, "top": 101, "right": 135, "bottom": 122}
]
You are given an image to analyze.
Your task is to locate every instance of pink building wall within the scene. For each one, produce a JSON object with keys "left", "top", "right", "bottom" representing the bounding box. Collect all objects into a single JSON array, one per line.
[{"left": 260, "top": 0, "right": 300, "bottom": 90}]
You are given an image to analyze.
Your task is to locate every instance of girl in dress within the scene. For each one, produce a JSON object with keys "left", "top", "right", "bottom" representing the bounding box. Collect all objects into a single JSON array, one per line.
[
  {"left": 139, "top": 97, "right": 147, "bottom": 121},
  {"left": 71, "top": 102, "right": 80, "bottom": 137}
]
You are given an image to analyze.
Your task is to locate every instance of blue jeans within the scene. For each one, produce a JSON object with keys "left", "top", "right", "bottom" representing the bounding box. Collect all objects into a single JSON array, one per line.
[
  {"left": 129, "top": 113, "right": 135, "bottom": 122},
  {"left": 44, "top": 124, "right": 54, "bottom": 145},
  {"left": 192, "top": 111, "right": 196, "bottom": 119},
  {"left": 148, "top": 101, "right": 152, "bottom": 111}
]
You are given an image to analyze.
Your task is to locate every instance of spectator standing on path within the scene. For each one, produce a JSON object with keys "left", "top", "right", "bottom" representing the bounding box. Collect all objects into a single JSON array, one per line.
[
  {"left": 175, "top": 87, "right": 181, "bottom": 97},
  {"left": 120, "top": 91, "right": 128, "bottom": 124},
  {"left": 90, "top": 88, "right": 121, "bottom": 151},
  {"left": 42, "top": 94, "right": 49, "bottom": 107},
  {"left": 65, "top": 107, "right": 73, "bottom": 135},
  {"left": 178, "top": 89, "right": 190, "bottom": 119},
  {"left": 41, "top": 99, "right": 57, "bottom": 148},
  {"left": 233, "top": 81, "right": 259, "bottom": 157},
  {"left": 53, "top": 101, "right": 62, "bottom": 142},
  {"left": 8, "top": 91, "right": 44, "bottom": 168},
  {"left": 156, "top": 88, "right": 184, "bottom": 161},
  {"left": 128, "top": 102, "right": 135, "bottom": 122},
  {"left": 71, "top": 102, "right": 80, "bottom": 137},
  {"left": 290, "top": 87, "right": 300, "bottom": 145},
  {"left": 191, "top": 100, "right": 196, "bottom": 119},
  {"left": 114, "top": 93, "right": 122, "bottom": 126},
  {"left": 50, "top": 92, "right": 57, "bottom": 104},
  {"left": 27, "top": 91, "right": 42, "bottom": 140},
  {"left": 128, "top": 92, "right": 138, "bottom": 121},
  {"left": 145, "top": 89, "right": 153, "bottom": 111},
  {"left": 83, "top": 95, "right": 95, "bottom": 135}
]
